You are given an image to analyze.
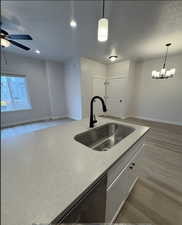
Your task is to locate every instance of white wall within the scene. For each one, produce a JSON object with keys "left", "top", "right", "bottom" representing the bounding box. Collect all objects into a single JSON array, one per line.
[
  {"left": 132, "top": 53, "right": 182, "bottom": 125},
  {"left": 64, "top": 58, "right": 82, "bottom": 120},
  {"left": 46, "top": 60, "right": 67, "bottom": 119},
  {"left": 107, "top": 60, "right": 130, "bottom": 77},
  {"left": 1, "top": 52, "right": 66, "bottom": 127},
  {"left": 3, "top": 52, "right": 181, "bottom": 127},
  {"left": 80, "top": 57, "right": 106, "bottom": 118}
]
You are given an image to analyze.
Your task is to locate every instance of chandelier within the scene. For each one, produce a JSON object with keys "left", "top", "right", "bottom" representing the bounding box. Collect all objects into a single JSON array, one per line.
[{"left": 152, "top": 43, "right": 176, "bottom": 79}]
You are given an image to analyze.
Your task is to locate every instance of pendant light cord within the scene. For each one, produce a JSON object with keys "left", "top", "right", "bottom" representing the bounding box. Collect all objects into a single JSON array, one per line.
[{"left": 102, "top": 0, "right": 105, "bottom": 18}]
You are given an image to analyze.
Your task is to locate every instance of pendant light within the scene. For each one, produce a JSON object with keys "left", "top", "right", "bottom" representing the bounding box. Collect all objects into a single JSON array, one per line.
[
  {"left": 152, "top": 43, "right": 176, "bottom": 79},
  {"left": 98, "top": 0, "right": 108, "bottom": 42}
]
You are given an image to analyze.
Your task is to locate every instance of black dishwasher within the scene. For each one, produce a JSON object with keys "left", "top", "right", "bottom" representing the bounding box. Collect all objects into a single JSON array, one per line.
[{"left": 52, "top": 175, "right": 107, "bottom": 224}]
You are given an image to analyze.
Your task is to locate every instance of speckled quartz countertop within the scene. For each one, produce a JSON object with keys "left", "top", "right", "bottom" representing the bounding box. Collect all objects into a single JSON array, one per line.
[{"left": 1, "top": 118, "right": 149, "bottom": 225}]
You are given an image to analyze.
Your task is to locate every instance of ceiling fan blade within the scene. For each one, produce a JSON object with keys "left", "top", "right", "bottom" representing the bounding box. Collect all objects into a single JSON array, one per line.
[
  {"left": 8, "top": 34, "right": 33, "bottom": 40},
  {"left": 9, "top": 40, "right": 30, "bottom": 51},
  {"left": 1, "top": 29, "right": 9, "bottom": 35}
]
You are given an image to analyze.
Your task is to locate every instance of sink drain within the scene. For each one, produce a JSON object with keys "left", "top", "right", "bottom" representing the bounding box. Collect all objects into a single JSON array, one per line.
[{"left": 102, "top": 148, "right": 109, "bottom": 151}]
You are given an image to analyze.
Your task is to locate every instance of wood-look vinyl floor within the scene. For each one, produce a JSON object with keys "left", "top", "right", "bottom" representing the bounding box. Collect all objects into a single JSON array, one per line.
[{"left": 113, "top": 117, "right": 182, "bottom": 225}]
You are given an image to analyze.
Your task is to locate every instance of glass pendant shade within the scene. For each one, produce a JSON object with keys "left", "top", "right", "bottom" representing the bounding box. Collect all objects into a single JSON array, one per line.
[{"left": 98, "top": 18, "right": 108, "bottom": 42}]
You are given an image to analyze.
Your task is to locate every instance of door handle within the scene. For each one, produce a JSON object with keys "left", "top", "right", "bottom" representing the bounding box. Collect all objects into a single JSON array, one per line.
[{"left": 120, "top": 99, "right": 122, "bottom": 103}]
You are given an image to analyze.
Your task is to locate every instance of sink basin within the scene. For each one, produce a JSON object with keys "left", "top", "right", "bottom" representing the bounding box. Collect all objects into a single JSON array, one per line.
[{"left": 74, "top": 123, "right": 135, "bottom": 151}]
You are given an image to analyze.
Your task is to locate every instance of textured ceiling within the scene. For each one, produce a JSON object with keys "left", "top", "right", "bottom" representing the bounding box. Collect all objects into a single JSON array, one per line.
[{"left": 1, "top": 1, "right": 182, "bottom": 63}]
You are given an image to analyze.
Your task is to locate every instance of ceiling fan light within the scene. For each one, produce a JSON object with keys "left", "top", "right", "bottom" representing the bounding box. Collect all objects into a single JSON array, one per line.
[
  {"left": 98, "top": 18, "right": 108, "bottom": 42},
  {"left": 1, "top": 38, "right": 10, "bottom": 47}
]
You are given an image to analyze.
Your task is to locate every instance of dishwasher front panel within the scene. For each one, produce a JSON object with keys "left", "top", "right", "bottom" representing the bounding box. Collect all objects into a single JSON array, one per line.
[{"left": 57, "top": 175, "right": 107, "bottom": 223}]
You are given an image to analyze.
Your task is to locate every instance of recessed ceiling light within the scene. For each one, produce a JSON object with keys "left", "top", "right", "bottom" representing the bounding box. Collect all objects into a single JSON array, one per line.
[
  {"left": 35, "top": 49, "right": 40, "bottom": 54},
  {"left": 70, "top": 19, "right": 77, "bottom": 28},
  {"left": 108, "top": 55, "right": 118, "bottom": 62}
]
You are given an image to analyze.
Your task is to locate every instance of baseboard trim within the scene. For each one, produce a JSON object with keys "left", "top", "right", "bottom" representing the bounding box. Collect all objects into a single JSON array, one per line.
[
  {"left": 130, "top": 115, "right": 182, "bottom": 126},
  {"left": 50, "top": 115, "right": 68, "bottom": 120},
  {"left": 1, "top": 116, "right": 69, "bottom": 129}
]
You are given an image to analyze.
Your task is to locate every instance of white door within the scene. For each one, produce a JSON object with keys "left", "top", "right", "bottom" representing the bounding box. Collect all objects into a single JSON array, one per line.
[
  {"left": 92, "top": 77, "right": 106, "bottom": 115},
  {"left": 106, "top": 77, "right": 128, "bottom": 118}
]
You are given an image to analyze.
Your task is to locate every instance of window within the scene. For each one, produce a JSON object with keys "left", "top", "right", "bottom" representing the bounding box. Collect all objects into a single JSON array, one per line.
[{"left": 1, "top": 75, "right": 32, "bottom": 112}]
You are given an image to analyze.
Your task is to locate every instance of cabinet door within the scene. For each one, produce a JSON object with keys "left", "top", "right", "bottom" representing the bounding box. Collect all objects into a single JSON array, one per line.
[
  {"left": 105, "top": 149, "right": 142, "bottom": 223},
  {"left": 105, "top": 163, "right": 134, "bottom": 223},
  {"left": 120, "top": 148, "right": 143, "bottom": 198}
]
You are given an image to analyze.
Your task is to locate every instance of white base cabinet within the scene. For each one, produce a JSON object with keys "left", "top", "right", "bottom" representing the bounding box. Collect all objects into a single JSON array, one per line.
[{"left": 105, "top": 139, "right": 144, "bottom": 223}]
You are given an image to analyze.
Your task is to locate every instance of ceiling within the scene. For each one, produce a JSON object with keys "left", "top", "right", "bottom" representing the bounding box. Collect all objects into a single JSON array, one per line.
[{"left": 1, "top": 1, "right": 182, "bottom": 63}]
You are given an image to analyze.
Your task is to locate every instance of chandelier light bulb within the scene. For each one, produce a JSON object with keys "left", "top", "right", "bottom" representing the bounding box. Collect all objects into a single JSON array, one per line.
[
  {"left": 156, "top": 71, "right": 160, "bottom": 78},
  {"left": 166, "top": 70, "right": 171, "bottom": 77},
  {"left": 170, "top": 68, "right": 176, "bottom": 76},
  {"left": 160, "top": 68, "right": 166, "bottom": 75}
]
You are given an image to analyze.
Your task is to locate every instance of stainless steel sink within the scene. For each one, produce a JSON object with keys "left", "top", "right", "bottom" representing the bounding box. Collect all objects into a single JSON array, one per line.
[{"left": 74, "top": 123, "right": 135, "bottom": 151}]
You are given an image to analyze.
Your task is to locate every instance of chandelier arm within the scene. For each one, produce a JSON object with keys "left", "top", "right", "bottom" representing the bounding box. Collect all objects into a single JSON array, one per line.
[{"left": 163, "top": 46, "right": 169, "bottom": 68}]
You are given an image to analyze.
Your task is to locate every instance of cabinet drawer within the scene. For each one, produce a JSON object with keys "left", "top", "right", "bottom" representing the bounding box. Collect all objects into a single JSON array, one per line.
[
  {"left": 107, "top": 137, "right": 144, "bottom": 188},
  {"left": 105, "top": 149, "right": 142, "bottom": 223}
]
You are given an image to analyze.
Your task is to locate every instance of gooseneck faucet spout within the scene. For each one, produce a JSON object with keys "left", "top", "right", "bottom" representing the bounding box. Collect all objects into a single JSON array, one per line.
[{"left": 89, "top": 96, "right": 107, "bottom": 128}]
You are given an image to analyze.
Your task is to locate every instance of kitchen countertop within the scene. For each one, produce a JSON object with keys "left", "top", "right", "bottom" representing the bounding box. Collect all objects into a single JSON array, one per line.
[{"left": 1, "top": 118, "right": 149, "bottom": 225}]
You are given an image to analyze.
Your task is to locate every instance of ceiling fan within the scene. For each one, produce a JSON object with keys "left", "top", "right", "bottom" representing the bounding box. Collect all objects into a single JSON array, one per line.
[{"left": 0, "top": 28, "right": 33, "bottom": 51}]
